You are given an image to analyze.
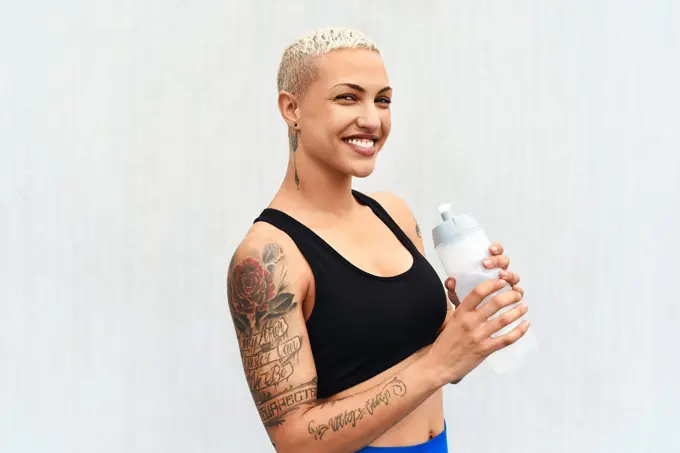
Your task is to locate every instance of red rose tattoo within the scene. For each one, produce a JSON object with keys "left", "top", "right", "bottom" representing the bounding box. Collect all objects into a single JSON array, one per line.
[
  {"left": 228, "top": 243, "right": 297, "bottom": 333},
  {"left": 231, "top": 257, "right": 276, "bottom": 315}
]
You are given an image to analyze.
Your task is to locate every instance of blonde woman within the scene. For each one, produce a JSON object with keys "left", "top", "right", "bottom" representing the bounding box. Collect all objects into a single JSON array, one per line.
[{"left": 227, "top": 27, "right": 529, "bottom": 453}]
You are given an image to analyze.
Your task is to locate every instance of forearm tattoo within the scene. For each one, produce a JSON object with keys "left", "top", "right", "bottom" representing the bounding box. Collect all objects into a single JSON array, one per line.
[
  {"left": 307, "top": 377, "right": 407, "bottom": 441},
  {"left": 228, "top": 243, "right": 316, "bottom": 428}
]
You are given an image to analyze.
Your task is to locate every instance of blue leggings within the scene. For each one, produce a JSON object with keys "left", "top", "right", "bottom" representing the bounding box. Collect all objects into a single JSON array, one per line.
[{"left": 356, "top": 423, "right": 448, "bottom": 453}]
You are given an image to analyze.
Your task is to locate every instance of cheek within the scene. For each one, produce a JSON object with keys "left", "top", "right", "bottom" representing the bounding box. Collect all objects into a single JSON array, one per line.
[
  {"left": 381, "top": 111, "right": 392, "bottom": 135},
  {"left": 308, "top": 106, "right": 350, "bottom": 139},
  {"left": 330, "top": 108, "right": 359, "bottom": 134}
]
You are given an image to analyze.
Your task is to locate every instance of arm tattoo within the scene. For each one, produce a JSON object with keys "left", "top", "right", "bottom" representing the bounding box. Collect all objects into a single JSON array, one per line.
[
  {"left": 228, "top": 243, "right": 316, "bottom": 428},
  {"left": 307, "top": 377, "right": 407, "bottom": 441},
  {"left": 415, "top": 219, "right": 422, "bottom": 239}
]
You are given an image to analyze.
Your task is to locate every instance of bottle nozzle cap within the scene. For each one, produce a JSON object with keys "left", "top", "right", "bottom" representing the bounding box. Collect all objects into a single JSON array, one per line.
[
  {"left": 432, "top": 205, "right": 480, "bottom": 248},
  {"left": 437, "top": 203, "right": 453, "bottom": 221}
]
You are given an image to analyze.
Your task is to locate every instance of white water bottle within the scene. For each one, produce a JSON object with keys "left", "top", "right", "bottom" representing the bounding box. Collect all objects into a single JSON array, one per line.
[{"left": 432, "top": 203, "right": 537, "bottom": 374}]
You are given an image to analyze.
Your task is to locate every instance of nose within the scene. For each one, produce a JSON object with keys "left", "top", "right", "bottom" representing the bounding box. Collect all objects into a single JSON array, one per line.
[{"left": 356, "top": 104, "right": 381, "bottom": 131}]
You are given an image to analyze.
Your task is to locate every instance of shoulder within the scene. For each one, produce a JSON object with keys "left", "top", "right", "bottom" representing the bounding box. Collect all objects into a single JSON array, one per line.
[
  {"left": 228, "top": 221, "right": 312, "bottom": 299},
  {"left": 369, "top": 191, "right": 424, "bottom": 252},
  {"left": 369, "top": 191, "right": 413, "bottom": 220},
  {"left": 369, "top": 191, "right": 417, "bottom": 228}
]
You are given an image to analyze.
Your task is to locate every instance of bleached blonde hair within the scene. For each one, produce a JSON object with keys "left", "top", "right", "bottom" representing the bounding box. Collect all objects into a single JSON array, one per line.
[{"left": 276, "top": 27, "right": 380, "bottom": 98}]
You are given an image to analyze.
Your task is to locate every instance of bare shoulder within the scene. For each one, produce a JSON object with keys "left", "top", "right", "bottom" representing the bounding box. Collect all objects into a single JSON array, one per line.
[
  {"left": 369, "top": 191, "right": 415, "bottom": 222},
  {"left": 229, "top": 222, "right": 312, "bottom": 299},
  {"left": 369, "top": 191, "right": 424, "bottom": 253}
]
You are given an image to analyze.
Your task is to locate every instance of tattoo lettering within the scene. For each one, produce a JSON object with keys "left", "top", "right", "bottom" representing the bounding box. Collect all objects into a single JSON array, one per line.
[
  {"left": 307, "top": 377, "right": 407, "bottom": 441},
  {"left": 258, "top": 378, "right": 318, "bottom": 427},
  {"left": 228, "top": 242, "right": 317, "bottom": 428},
  {"left": 241, "top": 318, "right": 302, "bottom": 390}
]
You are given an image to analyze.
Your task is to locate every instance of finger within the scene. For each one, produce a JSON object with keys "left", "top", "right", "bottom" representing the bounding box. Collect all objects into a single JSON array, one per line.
[
  {"left": 481, "top": 301, "right": 528, "bottom": 339},
  {"left": 445, "top": 278, "right": 461, "bottom": 307},
  {"left": 489, "top": 243, "right": 504, "bottom": 255},
  {"left": 483, "top": 319, "right": 531, "bottom": 355},
  {"left": 498, "top": 270, "right": 520, "bottom": 286},
  {"left": 476, "top": 287, "right": 523, "bottom": 321},
  {"left": 449, "top": 291, "right": 461, "bottom": 308},
  {"left": 512, "top": 285, "right": 524, "bottom": 298},
  {"left": 482, "top": 255, "right": 510, "bottom": 270},
  {"left": 459, "top": 278, "right": 507, "bottom": 312}
]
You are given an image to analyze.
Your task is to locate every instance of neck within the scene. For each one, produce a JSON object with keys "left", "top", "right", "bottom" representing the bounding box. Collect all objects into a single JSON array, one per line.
[{"left": 277, "top": 148, "right": 357, "bottom": 216}]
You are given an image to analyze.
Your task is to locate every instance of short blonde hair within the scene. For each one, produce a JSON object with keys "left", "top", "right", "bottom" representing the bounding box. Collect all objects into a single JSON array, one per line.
[{"left": 276, "top": 27, "right": 380, "bottom": 97}]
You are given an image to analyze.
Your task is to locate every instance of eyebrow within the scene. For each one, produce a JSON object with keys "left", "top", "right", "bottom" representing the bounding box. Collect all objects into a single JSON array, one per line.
[{"left": 331, "top": 83, "right": 392, "bottom": 94}]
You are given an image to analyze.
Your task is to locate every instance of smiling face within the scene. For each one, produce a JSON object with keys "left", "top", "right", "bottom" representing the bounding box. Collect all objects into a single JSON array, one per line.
[{"left": 293, "top": 48, "right": 392, "bottom": 178}]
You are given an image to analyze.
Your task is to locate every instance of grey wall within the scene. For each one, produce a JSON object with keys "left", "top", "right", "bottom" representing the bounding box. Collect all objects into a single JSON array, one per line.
[{"left": 2, "top": 1, "right": 678, "bottom": 452}]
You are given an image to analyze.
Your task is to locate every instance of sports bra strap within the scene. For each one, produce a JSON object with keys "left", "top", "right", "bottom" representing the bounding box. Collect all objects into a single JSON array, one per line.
[{"left": 351, "top": 190, "right": 420, "bottom": 255}]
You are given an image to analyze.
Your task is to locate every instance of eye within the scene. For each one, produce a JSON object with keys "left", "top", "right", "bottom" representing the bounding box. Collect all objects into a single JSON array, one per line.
[
  {"left": 335, "top": 94, "right": 358, "bottom": 102},
  {"left": 376, "top": 97, "right": 392, "bottom": 105}
]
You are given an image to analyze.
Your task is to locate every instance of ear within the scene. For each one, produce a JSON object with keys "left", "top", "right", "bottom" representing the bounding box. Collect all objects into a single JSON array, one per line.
[{"left": 278, "top": 91, "right": 300, "bottom": 129}]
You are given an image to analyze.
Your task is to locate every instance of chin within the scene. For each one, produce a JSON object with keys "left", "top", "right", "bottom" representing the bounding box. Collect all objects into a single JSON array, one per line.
[{"left": 350, "top": 160, "right": 377, "bottom": 178}]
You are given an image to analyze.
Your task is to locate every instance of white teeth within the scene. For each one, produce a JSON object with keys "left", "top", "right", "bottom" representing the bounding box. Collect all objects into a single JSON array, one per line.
[{"left": 345, "top": 138, "right": 375, "bottom": 148}]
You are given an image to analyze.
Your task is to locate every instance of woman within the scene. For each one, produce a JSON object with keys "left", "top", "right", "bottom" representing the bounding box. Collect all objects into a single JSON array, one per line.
[{"left": 226, "top": 27, "right": 529, "bottom": 453}]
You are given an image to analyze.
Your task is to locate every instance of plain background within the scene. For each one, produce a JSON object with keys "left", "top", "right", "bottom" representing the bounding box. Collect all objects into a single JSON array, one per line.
[{"left": 2, "top": 1, "right": 679, "bottom": 452}]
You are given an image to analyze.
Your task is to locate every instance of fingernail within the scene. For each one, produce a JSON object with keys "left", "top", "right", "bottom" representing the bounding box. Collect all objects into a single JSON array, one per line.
[
  {"left": 483, "top": 259, "right": 492, "bottom": 267},
  {"left": 499, "top": 270, "right": 508, "bottom": 278},
  {"left": 490, "top": 246, "right": 498, "bottom": 253}
]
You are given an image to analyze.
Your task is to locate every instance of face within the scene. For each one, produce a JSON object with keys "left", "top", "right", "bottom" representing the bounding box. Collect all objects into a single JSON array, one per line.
[{"left": 292, "top": 49, "right": 392, "bottom": 178}]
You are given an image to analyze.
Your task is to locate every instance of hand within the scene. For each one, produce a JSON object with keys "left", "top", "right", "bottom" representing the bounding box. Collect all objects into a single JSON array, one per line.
[
  {"left": 430, "top": 259, "right": 530, "bottom": 386},
  {"left": 444, "top": 242, "right": 522, "bottom": 308}
]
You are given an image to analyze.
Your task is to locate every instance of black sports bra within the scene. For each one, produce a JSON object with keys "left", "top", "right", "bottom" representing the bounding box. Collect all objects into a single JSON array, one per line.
[{"left": 254, "top": 190, "right": 447, "bottom": 398}]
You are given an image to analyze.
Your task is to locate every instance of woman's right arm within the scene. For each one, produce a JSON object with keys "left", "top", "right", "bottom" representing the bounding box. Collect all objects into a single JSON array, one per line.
[
  {"left": 227, "top": 234, "right": 530, "bottom": 453},
  {"left": 226, "top": 235, "right": 447, "bottom": 453}
]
